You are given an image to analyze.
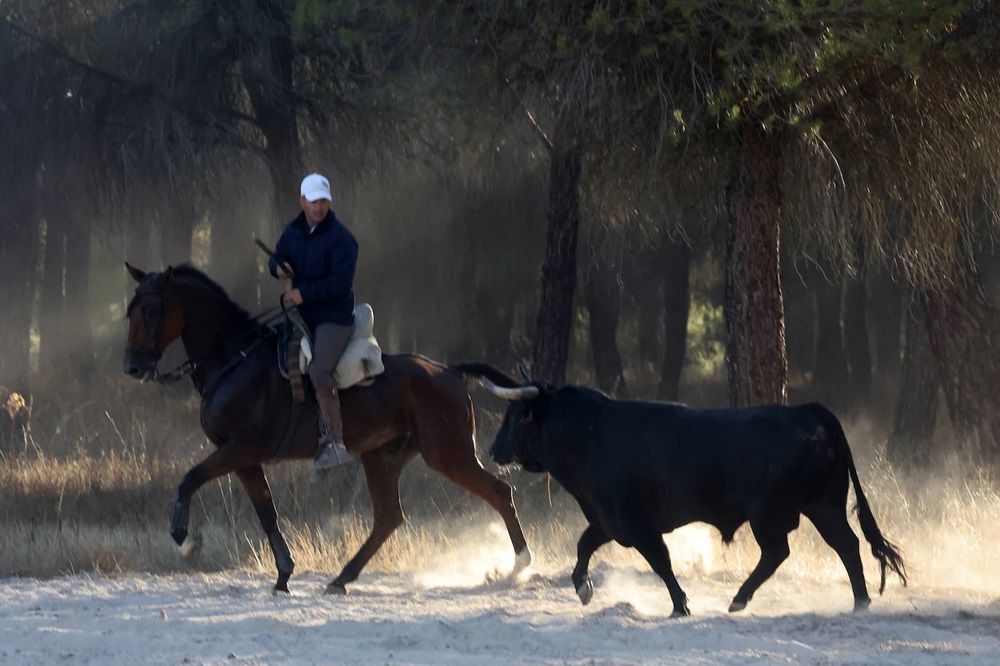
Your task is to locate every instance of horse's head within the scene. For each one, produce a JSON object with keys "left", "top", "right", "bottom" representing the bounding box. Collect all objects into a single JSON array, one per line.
[{"left": 122, "top": 262, "right": 185, "bottom": 380}]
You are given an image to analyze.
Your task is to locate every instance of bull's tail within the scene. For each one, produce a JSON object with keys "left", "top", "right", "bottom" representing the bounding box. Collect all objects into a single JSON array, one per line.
[
  {"left": 831, "top": 416, "right": 908, "bottom": 594},
  {"left": 450, "top": 363, "right": 522, "bottom": 389}
]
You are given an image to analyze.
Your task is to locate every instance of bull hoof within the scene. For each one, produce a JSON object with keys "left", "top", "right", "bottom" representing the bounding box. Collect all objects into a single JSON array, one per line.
[
  {"left": 853, "top": 598, "right": 871, "bottom": 613},
  {"left": 576, "top": 578, "right": 594, "bottom": 605},
  {"left": 324, "top": 582, "right": 348, "bottom": 596},
  {"left": 273, "top": 572, "right": 291, "bottom": 595},
  {"left": 728, "top": 600, "right": 747, "bottom": 613},
  {"left": 512, "top": 547, "right": 534, "bottom": 577},
  {"left": 178, "top": 533, "right": 199, "bottom": 562},
  {"left": 170, "top": 528, "right": 187, "bottom": 548}
]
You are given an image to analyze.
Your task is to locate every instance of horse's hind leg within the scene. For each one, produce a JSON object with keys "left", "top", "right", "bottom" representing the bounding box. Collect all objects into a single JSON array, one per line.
[
  {"left": 326, "top": 444, "right": 415, "bottom": 594},
  {"left": 423, "top": 445, "right": 532, "bottom": 575},
  {"left": 235, "top": 466, "right": 295, "bottom": 594}
]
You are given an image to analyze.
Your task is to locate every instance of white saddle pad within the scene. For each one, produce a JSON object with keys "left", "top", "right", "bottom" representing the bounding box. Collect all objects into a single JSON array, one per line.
[{"left": 299, "top": 303, "right": 385, "bottom": 389}]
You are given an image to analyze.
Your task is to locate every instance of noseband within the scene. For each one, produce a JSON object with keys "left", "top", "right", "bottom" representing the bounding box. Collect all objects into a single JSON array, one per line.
[{"left": 127, "top": 282, "right": 194, "bottom": 384}]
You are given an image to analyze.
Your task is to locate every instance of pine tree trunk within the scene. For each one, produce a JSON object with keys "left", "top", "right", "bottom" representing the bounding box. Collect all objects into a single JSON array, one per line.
[
  {"left": 922, "top": 261, "right": 1000, "bottom": 465},
  {"left": 586, "top": 252, "right": 627, "bottom": 397},
  {"left": 38, "top": 208, "right": 67, "bottom": 376},
  {"left": 531, "top": 107, "right": 581, "bottom": 385},
  {"left": 209, "top": 200, "right": 259, "bottom": 308},
  {"left": 65, "top": 210, "right": 93, "bottom": 382},
  {"left": 244, "top": 24, "right": 304, "bottom": 232},
  {"left": 724, "top": 119, "right": 787, "bottom": 407},
  {"left": 869, "top": 267, "right": 904, "bottom": 391},
  {"left": 887, "top": 296, "right": 941, "bottom": 472},
  {"left": 0, "top": 168, "right": 39, "bottom": 398},
  {"left": 161, "top": 193, "right": 196, "bottom": 265},
  {"left": 844, "top": 266, "right": 872, "bottom": 410},
  {"left": 813, "top": 269, "right": 849, "bottom": 414},
  {"left": 658, "top": 240, "right": 691, "bottom": 402}
]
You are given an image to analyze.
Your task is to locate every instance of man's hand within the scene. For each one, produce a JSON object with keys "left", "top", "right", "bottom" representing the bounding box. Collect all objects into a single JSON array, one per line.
[
  {"left": 276, "top": 262, "right": 294, "bottom": 279},
  {"left": 283, "top": 288, "right": 303, "bottom": 306}
]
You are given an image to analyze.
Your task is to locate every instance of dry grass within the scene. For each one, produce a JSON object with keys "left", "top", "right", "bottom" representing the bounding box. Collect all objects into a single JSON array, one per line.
[{"left": 2, "top": 381, "right": 1000, "bottom": 602}]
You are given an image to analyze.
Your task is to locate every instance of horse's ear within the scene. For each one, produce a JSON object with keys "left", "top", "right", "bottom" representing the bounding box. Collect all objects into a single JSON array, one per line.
[
  {"left": 125, "top": 262, "right": 146, "bottom": 283},
  {"left": 156, "top": 265, "right": 174, "bottom": 286}
]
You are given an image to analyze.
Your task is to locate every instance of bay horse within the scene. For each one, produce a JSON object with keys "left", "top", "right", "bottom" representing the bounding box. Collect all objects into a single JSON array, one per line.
[{"left": 121, "top": 263, "right": 532, "bottom": 593}]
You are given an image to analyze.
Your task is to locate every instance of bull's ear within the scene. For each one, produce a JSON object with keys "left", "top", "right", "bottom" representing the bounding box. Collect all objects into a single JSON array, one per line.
[
  {"left": 125, "top": 262, "right": 147, "bottom": 283},
  {"left": 156, "top": 265, "right": 174, "bottom": 286}
]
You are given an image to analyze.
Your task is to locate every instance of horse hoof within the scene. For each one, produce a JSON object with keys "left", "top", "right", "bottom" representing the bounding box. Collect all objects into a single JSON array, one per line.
[
  {"left": 512, "top": 548, "right": 534, "bottom": 577},
  {"left": 728, "top": 600, "right": 747, "bottom": 613},
  {"left": 178, "top": 534, "right": 199, "bottom": 562},
  {"left": 853, "top": 599, "right": 871, "bottom": 613},
  {"left": 325, "top": 582, "right": 348, "bottom": 596},
  {"left": 272, "top": 586, "right": 290, "bottom": 595},
  {"left": 576, "top": 578, "right": 594, "bottom": 605},
  {"left": 670, "top": 607, "right": 691, "bottom": 619}
]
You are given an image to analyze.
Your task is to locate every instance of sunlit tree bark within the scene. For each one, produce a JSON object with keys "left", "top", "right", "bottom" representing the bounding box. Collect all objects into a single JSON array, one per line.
[
  {"left": 532, "top": 103, "right": 582, "bottom": 385},
  {"left": 724, "top": 119, "right": 787, "bottom": 407}
]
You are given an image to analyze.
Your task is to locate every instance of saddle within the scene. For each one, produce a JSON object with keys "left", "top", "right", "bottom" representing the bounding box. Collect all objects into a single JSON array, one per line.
[{"left": 277, "top": 303, "right": 385, "bottom": 403}]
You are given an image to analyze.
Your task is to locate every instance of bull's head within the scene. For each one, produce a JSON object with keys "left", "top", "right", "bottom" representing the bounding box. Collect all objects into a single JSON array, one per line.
[
  {"left": 484, "top": 374, "right": 551, "bottom": 473},
  {"left": 122, "top": 262, "right": 184, "bottom": 380}
]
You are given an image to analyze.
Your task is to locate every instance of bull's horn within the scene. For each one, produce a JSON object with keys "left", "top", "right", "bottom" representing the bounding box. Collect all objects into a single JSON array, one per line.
[{"left": 482, "top": 377, "right": 539, "bottom": 401}]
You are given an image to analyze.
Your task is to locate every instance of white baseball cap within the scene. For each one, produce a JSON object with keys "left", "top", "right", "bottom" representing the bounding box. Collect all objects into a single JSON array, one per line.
[{"left": 300, "top": 173, "right": 332, "bottom": 202}]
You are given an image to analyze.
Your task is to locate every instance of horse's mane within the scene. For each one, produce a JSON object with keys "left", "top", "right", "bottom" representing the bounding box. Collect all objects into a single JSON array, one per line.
[{"left": 170, "top": 264, "right": 271, "bottom": 333}]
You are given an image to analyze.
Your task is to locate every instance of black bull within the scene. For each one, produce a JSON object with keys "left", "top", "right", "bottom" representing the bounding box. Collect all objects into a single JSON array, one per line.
[{"left": 454, "top": 364, "right": 907, "bottom": 617}]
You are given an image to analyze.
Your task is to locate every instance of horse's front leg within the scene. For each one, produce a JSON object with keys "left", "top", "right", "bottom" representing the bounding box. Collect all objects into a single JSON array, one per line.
[
  {"left": 235, "top": 465, "right": 295, "bottom": 593},
  {"left": 170, "top": 447, "right": 245, "bottom": 561}
]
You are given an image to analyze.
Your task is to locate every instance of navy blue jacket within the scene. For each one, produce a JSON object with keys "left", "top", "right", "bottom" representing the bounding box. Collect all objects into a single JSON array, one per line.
[{"left": 268, "top": 211, "right": 358, "bottom": 329}]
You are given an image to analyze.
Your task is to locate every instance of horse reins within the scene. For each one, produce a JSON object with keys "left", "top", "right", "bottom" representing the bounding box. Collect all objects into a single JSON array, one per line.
[
  {"left": 137, "top": 282, "right": 306, "bottom": 463},
  {"left": 136, "top": 282, "right": 281, "bottom": 386}
]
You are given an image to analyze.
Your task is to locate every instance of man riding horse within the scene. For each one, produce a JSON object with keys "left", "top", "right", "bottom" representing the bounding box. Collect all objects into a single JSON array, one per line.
[{"left": 269, "top": 173, "right": 357, "bottom": 469}]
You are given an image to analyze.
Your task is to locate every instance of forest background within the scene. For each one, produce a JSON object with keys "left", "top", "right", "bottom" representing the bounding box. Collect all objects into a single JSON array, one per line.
[{"left": 2, "top": 1, "right": 1000, "bottom": 580}]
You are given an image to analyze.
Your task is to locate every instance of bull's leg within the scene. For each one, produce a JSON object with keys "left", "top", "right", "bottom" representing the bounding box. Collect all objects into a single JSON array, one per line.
[
  {"left": 805, "top": 506, "right": 870, "bottom": 611},
  {"left": 729, "top": 521, "right": 791, "bottom": 613},
  {"left": 170, "top": 447, "right": 248, "bottom": 560},
  {"left": 326, "top": 446, "right": 413, "bottom": 594},
  {"left": 234, "top": 466, "right": 295, "bottom": 594},
  {"left": 630, "top": 532, "right": 690, "bottom": 617},
  {"left": 571, "top": 524, "right": 611, "bottom": 605},
  {"left": 423, "top": 451, "right": 533, "bottom": 576}
]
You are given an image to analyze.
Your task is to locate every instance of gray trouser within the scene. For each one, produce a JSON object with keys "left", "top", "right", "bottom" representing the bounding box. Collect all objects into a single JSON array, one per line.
[{"left": 309, "top": 323, "right": 353, "bottom": 392}]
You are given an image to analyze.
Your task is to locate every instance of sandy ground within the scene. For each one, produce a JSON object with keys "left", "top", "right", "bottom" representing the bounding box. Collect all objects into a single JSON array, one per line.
[{"left": 2, "top": 555, "right": 999, "bottom": 666}]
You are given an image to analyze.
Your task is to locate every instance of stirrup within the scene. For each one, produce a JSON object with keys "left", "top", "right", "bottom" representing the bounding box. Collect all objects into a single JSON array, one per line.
[{"left": 314, "top": 438, "right": 352, "bottom": 470}]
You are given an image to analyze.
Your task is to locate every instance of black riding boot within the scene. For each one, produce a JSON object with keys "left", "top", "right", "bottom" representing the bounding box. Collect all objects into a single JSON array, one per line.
[{"left": 314, "top": 388, "right": 352, "bottom": 469}]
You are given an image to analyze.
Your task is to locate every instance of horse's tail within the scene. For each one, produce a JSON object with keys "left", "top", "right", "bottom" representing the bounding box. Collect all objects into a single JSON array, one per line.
[
  {"left": 449, "top": 363, "right": 522, "bottom": 389},
  {"left": 829, "top": 413, "right": 908, "bottom": 594}
]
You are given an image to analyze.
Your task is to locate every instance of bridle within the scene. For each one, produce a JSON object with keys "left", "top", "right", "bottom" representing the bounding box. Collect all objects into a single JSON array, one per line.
[
  {"left": 126, "top": 278, "right": 281, "bottom": 387},
  {"left": 125, "top": 283, "right": 183, "bottom": 384}
]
